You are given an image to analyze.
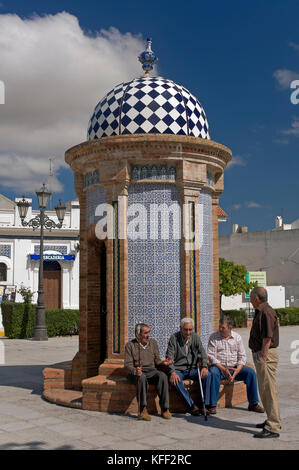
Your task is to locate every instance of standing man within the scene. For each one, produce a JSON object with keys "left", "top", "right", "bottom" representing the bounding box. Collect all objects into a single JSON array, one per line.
[
  {"left": 124, "top": 323, "right": 172, "bottom": 421},
  {"left": 207, "top": 315, "right": 264, "bottom": 414},
  {"left": 166, "top": 317, "right": 210, "bottom": 416},
  {"left": 249, "top": 287, "right": 281, "bottom": 438}
]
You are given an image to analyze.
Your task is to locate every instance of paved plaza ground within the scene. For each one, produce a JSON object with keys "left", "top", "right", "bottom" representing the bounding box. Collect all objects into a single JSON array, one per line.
[{"left": 0, "top": 327, "right": 298, "bottom": 450}]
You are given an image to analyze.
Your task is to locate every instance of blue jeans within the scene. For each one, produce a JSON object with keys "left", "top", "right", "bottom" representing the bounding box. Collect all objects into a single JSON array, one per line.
[
  {"left": 209, "top": 365, "right": 259, "bottom": 407},
  {"left": 173, "top": 368, "right": 211, "bottom": 410}
]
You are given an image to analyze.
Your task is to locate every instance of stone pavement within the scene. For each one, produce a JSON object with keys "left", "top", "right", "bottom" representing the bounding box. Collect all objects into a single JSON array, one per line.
[{"left": 0, "top": 327, "right": 298, "bottom": 450}]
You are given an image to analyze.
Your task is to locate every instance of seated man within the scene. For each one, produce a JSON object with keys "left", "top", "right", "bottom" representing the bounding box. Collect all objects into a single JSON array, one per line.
[
  {"left": 166, "top": 317, "right": 210, "bottom": 416},
  {"left": 207, "top": 315, "right": 264, "bottom": 415},
  {"left": 124, "top": 323, "right": 172, "bottom": 421}
]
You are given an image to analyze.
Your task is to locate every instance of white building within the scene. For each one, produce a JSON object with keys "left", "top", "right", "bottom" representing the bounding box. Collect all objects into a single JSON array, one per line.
[
  {"left": 220, "top": 214, "right": 299, "bottom": 308},
  {"left": 0, "top": 194, "right": 80, "bottom": 333}
]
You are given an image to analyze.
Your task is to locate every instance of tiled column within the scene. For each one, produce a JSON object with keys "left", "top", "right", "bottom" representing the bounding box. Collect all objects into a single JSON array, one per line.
[
  {"left": 177, "top": 160, "right": 203, "bottom": 334},
  {"left": 99, "top": 181, "right": 129, "bottom": 372}
]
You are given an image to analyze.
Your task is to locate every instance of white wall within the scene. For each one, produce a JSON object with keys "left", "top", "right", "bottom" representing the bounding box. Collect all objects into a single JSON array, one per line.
[{"left": 221, "top": 286, "right": 286, "bottom": 311}]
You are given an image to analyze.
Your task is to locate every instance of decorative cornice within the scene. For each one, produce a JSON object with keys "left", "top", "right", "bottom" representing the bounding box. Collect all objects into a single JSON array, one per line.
[{"left": 65, "top": 134, "right": 232, "bottom": 171}]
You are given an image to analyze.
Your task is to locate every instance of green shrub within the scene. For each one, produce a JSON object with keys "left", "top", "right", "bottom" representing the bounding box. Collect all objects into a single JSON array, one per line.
[
  {"left": 1, "top": 302, "right": 79, "bottom": 339},
  {"left": 45, "top": 309, "right": 79, "bottom": 337},
  {"left": 221, "top": 309, "right": 247, "bottom": 328},
  {"left": 276, "top": 308, "right": 299, "bottom": 326}
]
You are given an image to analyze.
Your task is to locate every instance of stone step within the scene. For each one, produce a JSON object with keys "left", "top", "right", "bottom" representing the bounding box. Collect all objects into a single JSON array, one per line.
[{"left": 43, "top": 389, "right": 83, "bottom": 409}]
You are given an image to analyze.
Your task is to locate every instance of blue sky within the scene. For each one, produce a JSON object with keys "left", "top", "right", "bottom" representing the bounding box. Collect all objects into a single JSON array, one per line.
[{"left": 0, "top": 0, "right": 298, "bottom": 235}]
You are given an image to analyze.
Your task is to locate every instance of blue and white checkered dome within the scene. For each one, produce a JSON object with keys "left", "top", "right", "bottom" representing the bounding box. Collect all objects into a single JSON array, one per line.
[{"left": 87, "top": 76, "right": 210, "bottom": 140}]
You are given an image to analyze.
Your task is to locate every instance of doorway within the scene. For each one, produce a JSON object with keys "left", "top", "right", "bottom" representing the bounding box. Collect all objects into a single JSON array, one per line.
[{"left": 43, "top": 260, "right": 61, "bottom": 309}]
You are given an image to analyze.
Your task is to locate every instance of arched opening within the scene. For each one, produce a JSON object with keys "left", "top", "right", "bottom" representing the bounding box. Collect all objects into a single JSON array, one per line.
[
  {"left": 0, "top": 263, "right": 7, "bottom": 282},
  {"left": 43, "top": 260, "right": 61, "bottom": 309}
]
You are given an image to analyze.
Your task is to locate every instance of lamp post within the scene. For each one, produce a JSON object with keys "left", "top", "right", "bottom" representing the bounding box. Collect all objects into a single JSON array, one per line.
[{"left": 17, "top": 184, "right": 66, "bottom": 341}]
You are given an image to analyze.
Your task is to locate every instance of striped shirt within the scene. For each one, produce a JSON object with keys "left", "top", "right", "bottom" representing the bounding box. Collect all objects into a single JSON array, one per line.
[{"left": 207, "top": 330, "right": 247, "bottom": 368}]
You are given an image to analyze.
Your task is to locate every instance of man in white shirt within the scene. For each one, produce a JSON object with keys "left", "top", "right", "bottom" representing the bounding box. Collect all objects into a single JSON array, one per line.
[{"left": 207, "top": 315, "right": 264, "bottom": 415}]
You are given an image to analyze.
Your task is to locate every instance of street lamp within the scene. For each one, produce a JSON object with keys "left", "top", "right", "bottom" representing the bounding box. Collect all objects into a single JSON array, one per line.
[{"left": 17, "top": 184, "right": 66, "bottom": 341}]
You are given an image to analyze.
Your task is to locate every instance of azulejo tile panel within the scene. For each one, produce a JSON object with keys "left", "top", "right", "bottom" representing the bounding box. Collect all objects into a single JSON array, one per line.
[
  {"left": 0, "top": 244, "right": 11, "bottom": 258},
  {"left": 127, "top": 183, "right": 181, "bottom": 356},
  {"left": 198, "top": 189, "right": 214, "bottom": 349},
  {"left": 83, "top": 169, "right": 100, "bottom": 188},
  {"left": 86, "top": 185, "right": 107, "bottom": 227},
  {"left": 131, "top": 165, "right": 176, "bottom": 181},
  {"left": 34, "top": 245, "right": 67, "bottom": 255}
]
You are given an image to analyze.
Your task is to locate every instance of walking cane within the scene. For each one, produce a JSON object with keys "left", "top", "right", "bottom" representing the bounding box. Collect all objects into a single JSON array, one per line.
[
  {"left": 197, "top": 365, "right": 208, "bottom": 421},
  {"left": 137, "top": 341, "right": 141, "bottom": 418}
]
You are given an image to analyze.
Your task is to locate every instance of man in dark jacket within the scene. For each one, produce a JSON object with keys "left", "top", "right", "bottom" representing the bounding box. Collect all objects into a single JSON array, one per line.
[
  {"left": 166, "top": 317, "right": 211, "bottom": 416},
  {"left": 124, "top": 323, "right": 172, "bottom": 421}
]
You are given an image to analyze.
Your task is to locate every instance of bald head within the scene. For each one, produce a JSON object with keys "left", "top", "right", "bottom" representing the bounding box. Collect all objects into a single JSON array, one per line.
[{"left": 250, "top": 286, "right": 268, "bottom": 308}]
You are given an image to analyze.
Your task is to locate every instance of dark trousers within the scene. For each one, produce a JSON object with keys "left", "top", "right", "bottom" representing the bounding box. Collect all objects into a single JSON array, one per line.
[{"left": 128, "top": 369, "right": 170, "bottom": 411}]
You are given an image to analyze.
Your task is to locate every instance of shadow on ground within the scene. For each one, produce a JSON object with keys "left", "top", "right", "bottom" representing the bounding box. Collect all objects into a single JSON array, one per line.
[
  {"left": 0, "top": 365, "right": 45, "bottom": 395},
  {"left": 173, "top": 412, "right": 258, "bottom": 435},
  {"left": 0, "top": 441, "right": 74, "bottom": 450}
]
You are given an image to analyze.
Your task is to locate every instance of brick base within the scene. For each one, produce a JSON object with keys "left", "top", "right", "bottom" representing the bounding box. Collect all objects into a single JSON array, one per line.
[{"left": 43, "top": 362, "right": 250, "bottom": 413}]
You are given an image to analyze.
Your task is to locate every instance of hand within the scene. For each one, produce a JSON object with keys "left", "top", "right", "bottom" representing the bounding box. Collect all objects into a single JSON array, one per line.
[
  {"left": 163, "top": 357, "right": 173, "bottom": 366},
  {"left": 262, "top": 353, "right": 268, "bottom": 362},
  {"left": 136, "top": 367, "right": 142, "bottom": 376},
  {"left": 229, "top": 370, "right": 236, "bottom": 383},
  {"left": 200, "top": 367, "right": 209, "bottom": 379},
  {"left": 223, "top": 368, "right": 233, "bottom": 382},
  {"left": 170, "top": 371, "right": 180, "bottom": 386}
]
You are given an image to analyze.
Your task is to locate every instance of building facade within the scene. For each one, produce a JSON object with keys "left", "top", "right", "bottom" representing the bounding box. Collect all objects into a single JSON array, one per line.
[
  {"left": 0, "top": 194, "right": 80, "bottom": 333},
  {"left": 219, "top": 216, "right": 299, "bottom": 308}
]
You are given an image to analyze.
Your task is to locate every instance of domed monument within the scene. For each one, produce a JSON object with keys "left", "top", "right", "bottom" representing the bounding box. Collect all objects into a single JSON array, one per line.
[{"left": 43, "top": 39, "right": 232, "bottom": 413}]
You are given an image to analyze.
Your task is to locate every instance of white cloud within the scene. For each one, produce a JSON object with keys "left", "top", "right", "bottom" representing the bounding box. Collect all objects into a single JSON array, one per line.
[
  {"left": 0, "top": 12, "right": 146, "bottom": 194},
  {"left": 246, "top": 201, "right": 272, "bottom": 209},
  {"left": 246, "top": 202, "right": 262, "bottom": 208},
  {"left": 232, "top": 204, "right": 242, "bottom": 210},
  {"left": 273, "top": 138, "right": 289, "bottom": 145},
  {"left": 273, "top": 41, "right": 299, "bottom": 89},
  {"left": 289, "top": 42, "right": 299, "bottom": 53},
  {"left": 273, "top": 69, "right": 299, "bottom": 89},
  {"left": 226, "top": 155, "right": 246, "bottom": 169},
  {"left": 282, "top": 118, "right": 299, "bottom": 137}
]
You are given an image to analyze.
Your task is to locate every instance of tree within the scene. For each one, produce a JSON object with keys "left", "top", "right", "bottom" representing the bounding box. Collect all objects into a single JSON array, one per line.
[
  {"left": 219, "top": 258, "right": 256, "bottom": 308},
  {"left": 17, "top": 284, "right": 35, "bottom": 304}
]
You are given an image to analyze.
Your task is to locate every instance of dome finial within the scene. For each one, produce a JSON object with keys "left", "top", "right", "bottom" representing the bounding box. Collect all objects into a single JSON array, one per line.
[{"left": 138, "top": 38, "right": 158, "bottom": 77}]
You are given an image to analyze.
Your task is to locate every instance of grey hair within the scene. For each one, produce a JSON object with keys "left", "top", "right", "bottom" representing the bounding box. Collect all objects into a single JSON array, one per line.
[
  {"left": 251, "top": 286, "right": 268, "bottom": 303},
  {"left": 135, "top": 323, "right": 149, "bottom": 335},
  {"left": 219, "top": 315, "right": 233, "bottom": 329},
  {"left": 180, "top": 317, "right": 194, "bottom": 328}
]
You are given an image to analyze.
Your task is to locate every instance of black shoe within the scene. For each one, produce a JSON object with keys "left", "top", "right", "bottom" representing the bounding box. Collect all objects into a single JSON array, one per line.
[
  {"left": 256, "top": 420, "right": 267, "bottom": 429},
  {"left": 253, "top": 428, "right": 280, "bottom": 439},
  {"left": 256, "top": 420, "right": 281, "bottom": 430}
]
